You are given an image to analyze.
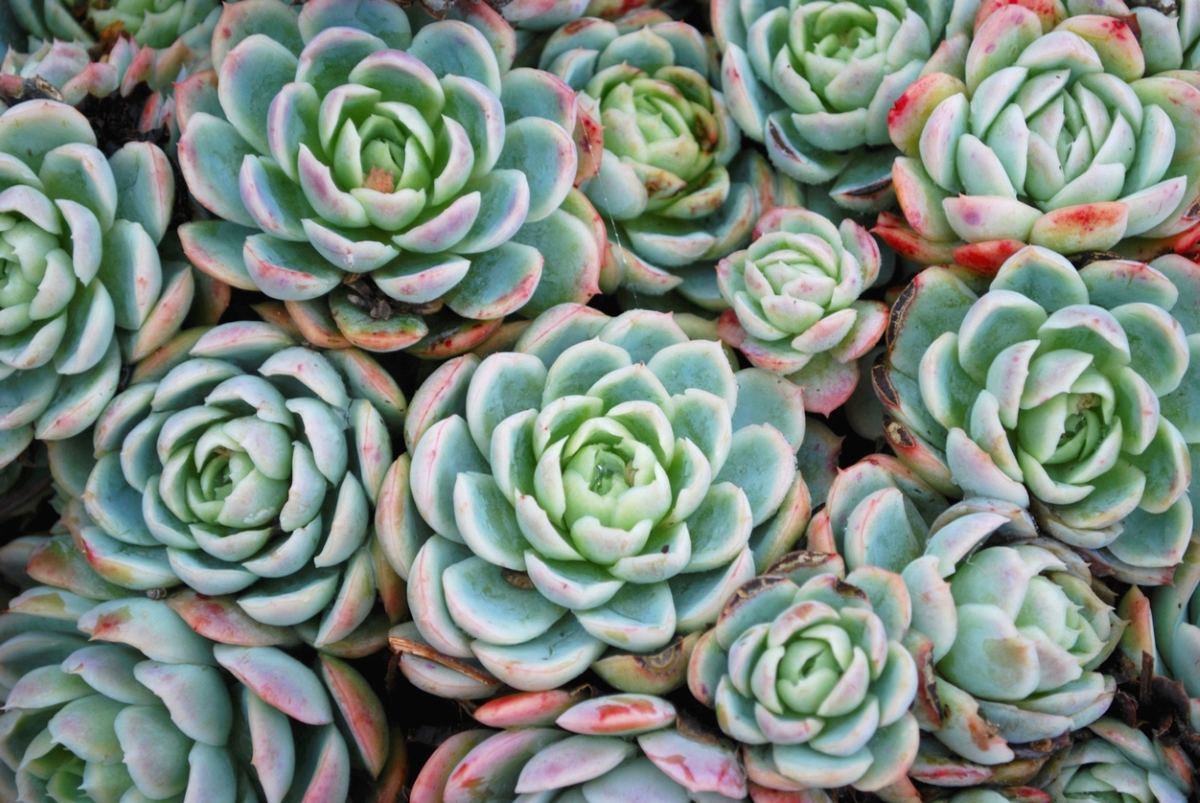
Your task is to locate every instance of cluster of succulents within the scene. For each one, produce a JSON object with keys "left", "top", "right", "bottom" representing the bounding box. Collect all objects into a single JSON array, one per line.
[{"left": 2, "top": 0, "right": 1200, "bottom": 801}]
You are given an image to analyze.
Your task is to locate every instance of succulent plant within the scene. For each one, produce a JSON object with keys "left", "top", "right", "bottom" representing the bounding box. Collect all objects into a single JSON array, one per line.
[
  {"left": 687, "top": 550, "right": 921, "bottom": 794},
  {"left": 715, "top": 206, "right": 888, "bottom": 414},
  {"left": 0, "top": 588, "right": 400, "bottom": 803},
  {"left": 1150, "top": 538, "right": 1200, "bottom": 731},
  {"left": 381, "top": 303, "right": 811, "bottom": 696},
  {"left": 76, "top": 320, "right": 407, "bottom": 649},
  {"left": 1040, "top": 718, "right": 1194, "bottom": 803},
  {"left": 410, "top": 689, "right": 749, "bottom": 803},
  {"left": 0, "top": 99, "right": 194, "bottom": 474},
  {"left": 179, "top": 0, "right": 603, "bottom": 355},
  {"left": 875, "top": 246, "right": 1200, "bottom": 585},
  {"left": 538, "top": 12, "right": 766, "bottom": 300},
  {"left": 2, "top": 34, "right": 199, "bottom": 109},
  {"left": 491, "top": 0, "right": 654, "bottom": 30},
  {"left": 10, "top": 0, "right": 221, "bottom": 50},
  {"left": 879, "top": 1, "right": 1200, "bottom": 269},
  {"left": 897, "top": 503, "right": 1121, "bottom": 772},
  {"left": 710, "top": 0, "right": 970, "bottom": 212}
]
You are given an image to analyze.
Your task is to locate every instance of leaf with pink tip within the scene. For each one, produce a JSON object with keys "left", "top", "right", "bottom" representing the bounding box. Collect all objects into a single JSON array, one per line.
[
  {"left": 214, "top": 644, "right": 333, "bottom": 725},
  {"left": 296, "top": 27, "right": 386, "bottom": 97},
  {"left": 244, "top": 234, "right": 343, "bottom": 301},
  {"left": 557, "top": 694, "right": 676, "bottom": 736},
  {"left": 319, "top": 654, "right": 389, "bottom": 778},
  {"left": 179, "top": 221, "right": 259, "bottom": 291},
  {"left": 179, "top": 113, "right": 257, "bottom": 227},
  {"left": 110, "top": 142, "right": 174, "bottom": 245},
  {"left": 639, "top": 728, "right": 748, "bottom": 799},
  {"left": 443, "top": 728, "right": 566, "bottom": 803},
  {"left": 78, "top": 598, "right": 214, "bottom": 665},
  {"left": 410, "top": 730, "right": 496, "bottom": 803},
  {"left": 166, "top": 590, "right": 299, "bottom": 647}
]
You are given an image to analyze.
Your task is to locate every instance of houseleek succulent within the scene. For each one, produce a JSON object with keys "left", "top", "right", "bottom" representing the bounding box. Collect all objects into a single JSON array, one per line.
[
  {"left": 710, "top": 0, "right": 970, "bottom": 212},
  {"left": 78, "top": 320, "right": 407, "bottom": 648},
  {"left": 0, "top": 99, "right": 193, "bottom": 474},
  {"left": 382, "top": 303, "right": 810, "bottom": 696},
  {"left": 179, "top": 0, "right": 603, "bottom": 355},
  {"left": 881, "top": 1, "right": 1200, "bottom": 267},
  {"left": 537, "top": 12, "right": 755, "bottom": 301},
  {"left": 1042, "top": 718, "right": 1194, "bottom": 803},
  {"left": 687, "top": 551, "right": 921, "bottom": 793},
  {"left": 10, "top": 0, "right": 221, "bottom": 49},
  {"left": 875, "top": 246, "right": 1200, "bottom": 585},
  {"left": 715, "top": 206, "right": 888, "bottom": 414},
  {"left": 411, "top": 690, "right": 749, "bottom": 803},
  {"left": 0, "top": 589, "right": 398, "bottom": 803}
]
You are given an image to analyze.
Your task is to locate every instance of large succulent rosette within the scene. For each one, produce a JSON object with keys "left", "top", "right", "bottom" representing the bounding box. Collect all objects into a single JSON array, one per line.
[
  {"left": 411, "top": 690, "right": 750, "bottom": 803},
  {"left": 382, "top": 304, "right": 811, "bottom": 697},
  {"left": 710, "top": 0, "right": 969, "bottom": 212},
  {"left": 77, "top": 320, "right": 407, "bottom": 649},
  {"left": 716, "top": 207, "right": 888, "bottom": 414},
  {"left": 0, "top": 590, "right": 400, "bottom": 803},
  {"left": 687, "top": 551, "right": 920, "bottom": 794},
  {"left": 538, "top": 14, "right": 760, "bottom": 300},
  {"left": 896, "top": 505, "right": 1120, "bottom": 776},
  {"left": 880, "top": 2, "right": 1200, "bottom": 268},
  {"left": 1041, "top": 718, "right": 1194, "bottom": 803},
  {"left": 875, "top": 246, "right": 1200, "bottom": 585},
  {"left": 0, "top": 100, "right": 194, "bottom": 474},
  {"left": 10, "top": 0, "right": 220, "bottom": 49},
  {"left": 179, "top": 0, "right": 603, "bottom": 356}
]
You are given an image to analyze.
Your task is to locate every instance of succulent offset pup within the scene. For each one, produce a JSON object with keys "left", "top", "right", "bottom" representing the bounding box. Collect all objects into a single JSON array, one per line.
[
  {"left": 687, "top": 551, "right": 920, "bottom": 795},
  {"left": 411, "top": 690, "right": 749, "bottom": 803},
  {"left": 1043, "top": 718, "right": 1194, "bottom": 803},
  {"left": 715, "top": 206, "right": 888, "bottom": 414},
  {"left": 381, "top": 303, "right": 811, "bottom": 696},
  {"left": 876, "top": 246, "right": 1200, "bottom": 585},
  {"left": 0, "top": 589, "right": 399, "bottom": 803},
  {"left": 78, "top": 321, "right": 407, "bottom": 648},
  {"left": 178, "top": 0, "right": 603, "bottom": 355},
  {"left": 879, "top": 0, "right": 1200, "bottom": 269},
  {"left": 0, "top": 99, "right": 194, "bottom": 475},
  {"left": 711, "top": 0, "right": 971, "bottom": 212}
]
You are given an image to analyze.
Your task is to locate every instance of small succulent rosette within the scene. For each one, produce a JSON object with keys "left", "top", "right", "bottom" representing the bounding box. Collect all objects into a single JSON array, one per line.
[
  {"left": 0, "top": 100, "right": 195, "bottom": 473},
  {"left": 875, "top": 246, "right": 1200, "bottom": 585},
  {"left": 0, "top": 589, "right": 401, "bottom": 803},
  {"left": 687, "top": 550, "right": 919, "bottom": 795},
  {"left": 710, "top": 0, "right": 971, "bottom": 212},
  {"left": 805, "top": 454, "right": 950, "bottom": 566},
  {"left": 1041, "top": 718, "right": 1194, "bottom": 803},
  {"left": 895, "top": 504, "right": 1121, "bottom": 778},
  {"left": 76, "top": 321, "right": 408, "bottom": 649},
  {"left": 382, "top": 304, "right": 811, "bottom": 697},
  {"left": 1056, "top": 0, "right": 1200, "bottom": 77},
  {"left": 880, "top": 1, "right": 1200, "bottom": 269},
  {"left": 538, "top": 13, "right": 764, "bottom": 300},
  {"left": 179, "top": 0, "right": 603, "bottom": 356},
  {"left": 10, "top": 0, "right": 221, "bottom": 55},
  {"left": 715, "top": 206, "right": 888, "bottom": 414},
  {"left": 411, "top": 690, "right": 749, "bottom": 803}
]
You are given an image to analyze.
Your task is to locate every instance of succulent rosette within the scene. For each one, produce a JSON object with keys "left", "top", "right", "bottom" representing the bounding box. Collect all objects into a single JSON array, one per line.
[
  {"left": 687, "top": 551, "right": 920, "bottom": 794},
  {"left": 411, "top": 690, "right": 749, "bottom": 803},
  {"left": 1041, "top": 718, "right": 1194, "bottom": 803},
  {"left": 0, "top": 99, "right": 194, "bottom": 474},
  {"left": 710, "top": 0, "right": 969, "bottom": 212},
  {"left": 76, "top": 320, "right": 407, "bottom": 649},
  {"left": 875, "top": 246, "right": 1200, "bottom": 585},
  {"left": 895, "top": 504, "right": 1121, "bottom": 774},
  {"left": 538, "top": 13, "right": 761, "bottom": 299},
  {"left": 381, "top": 303, "right": 811, "bottom": 696},
  {"left": 881, "top": 2, "right": 1200, "bottom": 268},
  {"left": 11, "top": 0, "right": 221, "bottom": 50},
  {"left": 715, "top": 206, "right": 888, "bottom": 414},
  {"left": 179, "top": 0, "right": 603, "bottom": 355},
  {"left": 0, "top": 590, "right": 400, "bottom": 802}
]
